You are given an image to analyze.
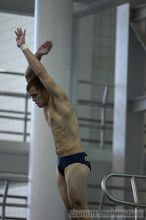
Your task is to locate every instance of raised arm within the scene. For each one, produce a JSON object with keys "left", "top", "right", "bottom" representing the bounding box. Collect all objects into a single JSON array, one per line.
[
  {"left": 15, "top": 28, "right": 66, "bottom": 100},
  {"left": 25, "top": 41, "right": 53, "bottom": 83}
]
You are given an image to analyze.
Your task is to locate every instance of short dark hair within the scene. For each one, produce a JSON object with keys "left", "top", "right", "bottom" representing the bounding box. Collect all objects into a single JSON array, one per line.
[{"left": 26, "top": 76, "right": 44, "bottom": 92}]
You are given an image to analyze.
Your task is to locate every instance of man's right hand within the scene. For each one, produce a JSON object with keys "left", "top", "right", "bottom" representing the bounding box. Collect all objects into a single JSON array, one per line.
[{"left": 36, "top": 41, "right": 53, "bottom": 56}]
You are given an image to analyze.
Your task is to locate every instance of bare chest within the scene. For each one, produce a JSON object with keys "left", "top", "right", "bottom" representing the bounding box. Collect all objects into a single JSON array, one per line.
[{"left": 44, "top": 106, "right": 63, "bottom": 128}]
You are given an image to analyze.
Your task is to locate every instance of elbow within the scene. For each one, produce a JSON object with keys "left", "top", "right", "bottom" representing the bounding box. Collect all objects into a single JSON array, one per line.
[
  {"left": 33, "top": 67, "right": 45, "bottom": 78},
  {"left": 30, "top": 62, "right": 46, "bottom": 78},
  {"left": 35, "top": 66, "right": 48, "bottom": 78},
  {"left": 36, "top": 70, "right": 43, "bottom": 78}
]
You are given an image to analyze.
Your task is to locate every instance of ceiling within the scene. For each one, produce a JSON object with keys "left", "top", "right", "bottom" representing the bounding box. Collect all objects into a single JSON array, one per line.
[
  {"left": 0, "top": 0, "right": 145, "bottom": 17},
  {"left": 0, "top": 0, "right": 34, "bottom": 16}
]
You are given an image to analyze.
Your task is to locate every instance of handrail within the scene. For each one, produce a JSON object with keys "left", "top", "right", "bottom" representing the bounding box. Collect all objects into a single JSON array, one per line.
[
  {"left": 0, "top": 71, "right": 30, "bottom": 142},
  {"left": 88, "top": 182, "right": 146, "bottom": 192},
  {"left": 78, "top": 80, "right": 114, "bottom": 148},
  {"left": 81, "top": 138, "right": 112, "bottom": 145},
  {"left": 0, "top": 131, "right": 30, "bottom": 136},
  {"left": 78, "top": 99, "right": 113, "bottom": 108},
  {"left": 0, "top": 70, "right": 24, "bottom": 76},
  {"left": 2, "top": 181, "right": 9, "bottom": 220},
  {"left": 0, "top": 115, "right": 30, "bottom": 121},
  {"left": 100, "top": 86, "right": 109, "bottom": 148},
  {"left": 0, "top": 173, "right": 28, "bottom": 182},
  {"left": 0, "top": 90, "right": 28, "bottom": 98},
  {"left": 101, "top": 173, "right": 146, "bottom": 208},
  {"left": 0, "top": 109, "right": 30, "bottom": 115},
  {"left": 0, "top": 173, "right": 28, "bottom": 220},
  {"left": 24, "top": 96, "right": 29, "bottom": 142},
  {"left": 78, "top": 79, "right": 114, "bottom": 88},
  {"left": 87, "top": 183, "right": 115, "bottom": 208},
  {"left": 78, "top": 117, "right": 113, "bottom": 125},
  {"left": 0, "top": 195, "right": 27, "bottom": 200},
  {"left": 0, "top": 90, "right": 30, "bottom": 140},
  {"left": 79, "top": 123, "right": 112, "bottom": 130},
  {"left": 88, "top": 179, "right": 146, "bottom": 210}
]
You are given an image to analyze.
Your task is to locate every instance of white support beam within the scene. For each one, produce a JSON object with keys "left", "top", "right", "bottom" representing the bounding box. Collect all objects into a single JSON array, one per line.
[
  {"left": 128, "top": 95, "right": 146, "bottom": 112},
  {"left": 74, "top": 0, "right": 146, "bottom": 18},
  {"left": 113, "top": 3, "right": 130, "bottom": 173},
  {"left": 113, "top": 2, "right": 145, "bottom": 192}
]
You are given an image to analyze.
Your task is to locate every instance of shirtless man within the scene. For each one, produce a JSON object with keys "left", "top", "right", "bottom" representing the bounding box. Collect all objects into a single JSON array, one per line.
[{"left": 15, "top": 27, "right": 92, "bottom": 220}]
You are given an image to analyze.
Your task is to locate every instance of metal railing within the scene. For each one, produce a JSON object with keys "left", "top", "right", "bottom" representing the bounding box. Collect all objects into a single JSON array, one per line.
[
  {"left": 88, "top": 183, "right": 116, "bottom": 209},
  {"left": 0, "top": 173, "right": 28, "bottom": 220},
  {"left": 100, "top": 173, "right": 146, "bottom": 219},
  {"left": 0, "top": 70, "right": 30, "bottom": 142},
  {"left": 78, "top": 79, "right": 114, "bottom": 148},
  {"left": 0, "top": 72, "right": 115, "bottom": 146}
]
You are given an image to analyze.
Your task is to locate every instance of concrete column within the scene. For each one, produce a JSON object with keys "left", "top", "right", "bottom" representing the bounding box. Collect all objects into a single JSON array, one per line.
[
  {"left": 28, "top": 1, "right": 73, "bottom": 220},
  {"left": 112, "top": 3, "right": 145, "bottom": 207},
  {"left": 113, "top": 3, "right": 130, "bottom": 174},
  {"left": 113, "top": 3, "right": 145, "bottom": 175},
  {"left": 112, "top": 4, "right": 145, "bottom": 211}
]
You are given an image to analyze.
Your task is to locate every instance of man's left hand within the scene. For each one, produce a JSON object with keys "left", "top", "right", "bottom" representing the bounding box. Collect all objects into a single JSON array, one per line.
[{"left": 15, "top": 27, "right": 26, "bottom": 48}]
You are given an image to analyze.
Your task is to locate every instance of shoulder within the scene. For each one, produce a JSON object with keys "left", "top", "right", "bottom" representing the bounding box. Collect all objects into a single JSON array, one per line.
[{"left": 53, "top": 95, "right": 74, "bottom": 117}]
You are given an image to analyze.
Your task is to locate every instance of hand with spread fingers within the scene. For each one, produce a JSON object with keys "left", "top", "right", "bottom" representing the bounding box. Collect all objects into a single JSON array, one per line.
[{"left": 15, "top": 27, "right": 26, "bottom": 48}]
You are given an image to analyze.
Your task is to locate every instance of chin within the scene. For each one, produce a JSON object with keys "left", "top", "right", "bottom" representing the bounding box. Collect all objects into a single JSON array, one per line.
[
  {"left": 36, "top": 103, "right": 44, "bottom": 108},
  {"left": 39, "top": 105, "right": 44, "bottom": 108}
]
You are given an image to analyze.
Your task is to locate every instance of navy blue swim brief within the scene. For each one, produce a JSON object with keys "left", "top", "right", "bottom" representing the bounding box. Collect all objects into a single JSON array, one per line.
[{"left": 57, "top": 152, "right": 91, "bottom": 176}]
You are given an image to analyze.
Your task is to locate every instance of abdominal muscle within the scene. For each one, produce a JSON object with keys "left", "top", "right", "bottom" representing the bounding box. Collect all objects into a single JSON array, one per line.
[
  {"left": 46, "top": 115, "right": 83, "bottom": 156},
  {"left": 44, "top": 101, "right": 83, "bottom": 156},
  {"left": 55, "top": 136, "right": 83, "bottom": 156},
  {"left": 51, "top": 124, "right": 83, "bottom": 156}
]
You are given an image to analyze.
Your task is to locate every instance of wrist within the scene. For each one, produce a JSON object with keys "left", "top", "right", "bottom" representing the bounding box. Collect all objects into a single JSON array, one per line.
[
  {"left": 20, "top": 43, "right": 28, "bottom": 51},
  {"left": 35, "top": 52, "right": 42, "bottom": 60}
]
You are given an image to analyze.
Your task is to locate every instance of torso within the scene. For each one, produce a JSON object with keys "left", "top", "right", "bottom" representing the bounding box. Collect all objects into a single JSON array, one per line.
[{"left": 43, "top": 96, "right": 83, "bottom": 156}]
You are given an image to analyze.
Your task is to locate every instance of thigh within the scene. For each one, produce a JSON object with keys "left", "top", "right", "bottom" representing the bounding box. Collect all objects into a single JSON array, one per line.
[
  {"left": 64, "top": 163, "right": 90, "bottom": 205},
  {"left": 56, "top": 168, "right": 71, "bottom": 211}
]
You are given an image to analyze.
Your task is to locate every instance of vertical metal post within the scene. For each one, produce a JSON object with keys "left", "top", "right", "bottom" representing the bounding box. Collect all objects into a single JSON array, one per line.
[
  {"left": 131, "top": 177, "right": 139, "bottom": 220},
  {"left": 2, "top": 181, "right": 9, "bottom": 220},
  {"left": 70, "top": 18, "right": 80, "bottom": 108},
  {"left": 99, "top": 190, "right": 105, "bottom": 210},
  {"left": 98, "top": 190, "right": 106, "bottom": 220},
  {"left": 100, "top": 86, "right": 108, "bottom": 148},
  {"left": 23, "top": 95, "right": 28, "bottom": 143}
]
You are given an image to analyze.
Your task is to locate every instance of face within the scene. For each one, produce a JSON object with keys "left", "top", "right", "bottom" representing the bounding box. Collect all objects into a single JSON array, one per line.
[{"left": 28, "top": 85, "right": 50, "bottom": 108}]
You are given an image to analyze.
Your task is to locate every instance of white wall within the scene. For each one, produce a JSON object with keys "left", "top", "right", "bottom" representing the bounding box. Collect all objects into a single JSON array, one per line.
[
  {"left": 0, "top": 12, "right": 34, "bottom": 72},
  {"left": 90, "top": 8, "right": 116, "bottom": 148},
  {"left": 73, "top": 9, "right": 116, "bottom": 209},
  {"left": 0, "top": 140, "right": 29, "bottom": 173},
  {"left": 0, "top": 12, "right": 34, "bottom": 142},
  {"left": 76, "top": 8, "right": 116, "bottom": 151}
]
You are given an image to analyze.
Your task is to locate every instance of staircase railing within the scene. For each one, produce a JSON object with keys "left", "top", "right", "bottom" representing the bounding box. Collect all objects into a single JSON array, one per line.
[
  {"left": 0, "top": 173, "right": 28, "bottom": 220},
  {"left": 78, "top": 79, "right": 114, "bottom": 148},
  {"left": 100, "top": 173, "right": 146, "bottom": 220},
  {"left": 0, "top": 70, "right": 30, "bottom": 143}
]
